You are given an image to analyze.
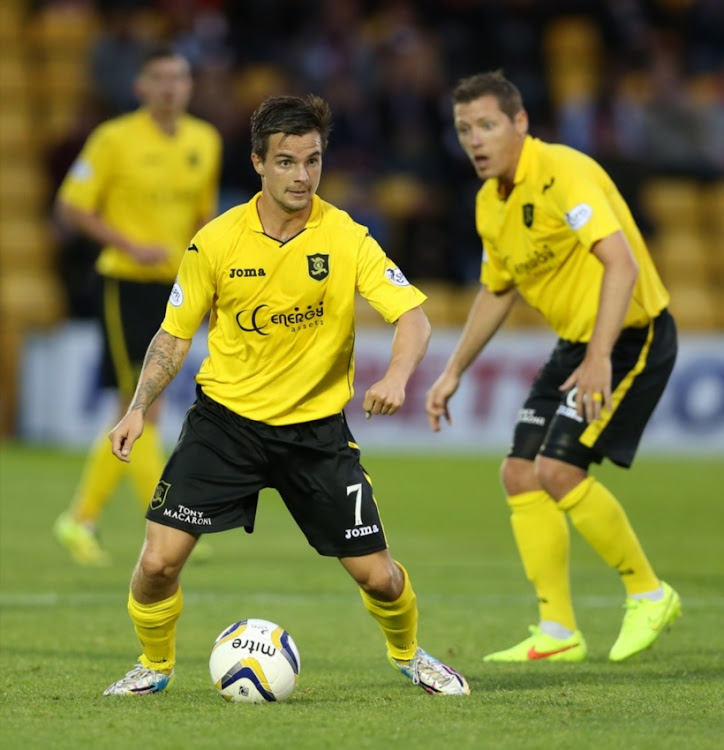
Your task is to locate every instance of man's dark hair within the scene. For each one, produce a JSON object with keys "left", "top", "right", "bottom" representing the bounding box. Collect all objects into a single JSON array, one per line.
[
  {"left": 139, "top": 44, "right": 188, "bottom": 71},
  {"left": 452, "top": 70, "right": 524, "bottom": 121},
  {"left": 250, "top": 95, "right": 333, "bottom": 160}
]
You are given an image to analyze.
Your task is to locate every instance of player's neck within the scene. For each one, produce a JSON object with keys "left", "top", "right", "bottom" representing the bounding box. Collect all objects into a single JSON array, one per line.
[
  {"left": 148, "top": 109, "right": 182, "bottom": 136},
  {"left": 256, "top": 194, "right": 312, "bottom": 242}
]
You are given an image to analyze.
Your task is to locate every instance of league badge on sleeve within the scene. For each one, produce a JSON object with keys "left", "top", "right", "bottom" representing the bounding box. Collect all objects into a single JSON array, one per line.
[
  {"left": 70, "top": 159, "right": 93, "bottom": 181},
  {"left": 565, "top": 203, "right": 593, "bottom": 230},
  {"left": 169, "top": 282, "right": 184, "bottom": 307},
  {"left": 385, "top": 267, "right": 410, "bottom": 287}
]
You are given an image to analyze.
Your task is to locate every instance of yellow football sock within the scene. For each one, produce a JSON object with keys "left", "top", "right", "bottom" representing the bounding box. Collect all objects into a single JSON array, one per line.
[
  {"left": 71, "top": 430, "right": 125, "bottom": 524},
  {"left": 128, "top": 587, "right": 183, "bottom": 672},
  {"left": 128, "top": 422, "right": 166, "bottom": 513},
  {"left": 508, "top": 490, "right": 577, "bottom": 631},
  {"left": 359, "top": 561, "right": 418, "bottom": 661},
  {"left": 559, "top": 476, "right": 659, "bottom": 596}
]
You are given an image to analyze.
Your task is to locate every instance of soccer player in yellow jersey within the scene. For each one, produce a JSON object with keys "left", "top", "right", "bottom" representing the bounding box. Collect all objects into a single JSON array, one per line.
[
  {"left": 52, "top": 46, "right": 222, "bottom": 566},
  {"left": 102, "top": 94, "right": 469, "bottom": 697},
  {"left": 426, "top": 71, "right": 681, "bottom": 663}
]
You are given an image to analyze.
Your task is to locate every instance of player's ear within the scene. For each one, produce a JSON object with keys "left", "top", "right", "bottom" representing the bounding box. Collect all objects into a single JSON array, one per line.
[
  {"left": 514, "top": 109, "right": 529, "bottom": 136},
  {"left": 251, "top": 152, "right": 264, "bottom": 177}
]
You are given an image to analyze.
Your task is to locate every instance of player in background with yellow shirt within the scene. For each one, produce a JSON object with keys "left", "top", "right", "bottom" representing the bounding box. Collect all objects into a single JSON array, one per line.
[
  {"left": 53, "top": 46, "right": 222, "bottom": 566},
  {"left": 101, "top": 94, "right": 469, "bottom": 697},
  {"left": 426, "top": 71, "right": 681, "bottom": 663}
]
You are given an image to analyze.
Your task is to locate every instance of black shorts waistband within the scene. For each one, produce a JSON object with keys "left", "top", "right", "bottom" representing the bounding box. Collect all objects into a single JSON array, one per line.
[{"left": 195, "top": 385, "right": 343, "bottom": 431}]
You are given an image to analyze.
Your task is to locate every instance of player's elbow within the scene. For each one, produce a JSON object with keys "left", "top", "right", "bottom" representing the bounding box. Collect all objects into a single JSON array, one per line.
[{"left": 55, "top": 200, "right": 85, "bottom": 232}]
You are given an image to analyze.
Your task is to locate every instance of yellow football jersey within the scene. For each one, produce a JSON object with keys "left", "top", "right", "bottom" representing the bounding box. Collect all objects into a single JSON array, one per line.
[
  {"left": 162, "top": 193, "right": 427, "bottom": 424},
  {"left": 58, "top": 108, "right": 221, "bottom": 283},
  {"left": 476, "top": 136, "right": 669, "bottom": 342}
]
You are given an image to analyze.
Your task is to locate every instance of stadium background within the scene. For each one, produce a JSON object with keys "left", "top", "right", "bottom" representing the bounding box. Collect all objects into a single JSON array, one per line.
[{"left": 0, "top": 0, "right": 722, "bottom": 449}]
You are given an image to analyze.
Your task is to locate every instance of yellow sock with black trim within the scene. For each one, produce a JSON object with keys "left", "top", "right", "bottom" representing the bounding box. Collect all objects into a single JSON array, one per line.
[
  {"left": 71, "top": 430, "right": 125, "bottom": 524},
  {"left": 508, "top": 490, "right": 577, "bottom": 631},
  {"left": 558, "top": 476, "right": 659, "bottom": 596},
  {"left": 128, "top": 422, "right": 166, "bottom": 513},
  {"left": 359, "top": 561, "right": 418, "bottom": 661},
  {"left": 128, "top": 587, "right": 183, "bottom": 672}
]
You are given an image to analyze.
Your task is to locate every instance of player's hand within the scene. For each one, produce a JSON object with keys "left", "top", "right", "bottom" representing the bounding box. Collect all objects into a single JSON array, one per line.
[
  {"left": 362, "top": 377, "right": 406, "bottom": 419},
  {"left": 559, "top": 353, "right": 612, "bottom": 423},
  {"left": 125, "top": 242, "right": 169, "bottom": 265},
  {"left": 109, "top": 410, "right": 145, "bottom": 462},
  {"left": 425, "top": 371, "right": 459, "bottom": 432}
]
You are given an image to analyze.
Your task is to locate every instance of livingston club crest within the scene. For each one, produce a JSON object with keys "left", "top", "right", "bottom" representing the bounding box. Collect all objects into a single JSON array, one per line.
[
  {"left": 307, "top": 254, "right": 329, "bottom": 280},
  {"left": 150, "top": 480, "right": 171, "bottom": 510},
  {"left": 522, "top": 203, "right": 534, "bottom": 228}
]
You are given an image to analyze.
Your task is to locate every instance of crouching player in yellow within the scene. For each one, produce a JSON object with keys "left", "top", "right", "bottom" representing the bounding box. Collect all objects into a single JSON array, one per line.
[{"left": 427, "top": 71, "right": 681, "bottom": 663}]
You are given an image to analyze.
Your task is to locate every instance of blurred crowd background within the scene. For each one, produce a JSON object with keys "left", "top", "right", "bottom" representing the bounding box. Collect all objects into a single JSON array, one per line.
[{"left": 0, "top": 0, "right": 723, "bottom": 435}]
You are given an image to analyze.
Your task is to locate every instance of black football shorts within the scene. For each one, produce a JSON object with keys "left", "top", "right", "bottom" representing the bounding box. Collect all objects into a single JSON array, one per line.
[
  {"left": 509, "top": 309, "right": 677, "bottom": 469},
  {"left": 146, "top": 387, "right": 389, "bottom": 558},
  {"left": 100, "top": 278, "right": 171, "bottom": 396}
]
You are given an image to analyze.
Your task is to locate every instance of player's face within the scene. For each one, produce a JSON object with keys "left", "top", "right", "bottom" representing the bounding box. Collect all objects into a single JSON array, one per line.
[
  {"left": 453, "top": 95, "right": 528, "bottom": 185},
  {"left": 252, "top": 132, "right": 323, "bottom": 214},
  {"left": 135, "top": 55, "right": 192, "bottom": 118}
]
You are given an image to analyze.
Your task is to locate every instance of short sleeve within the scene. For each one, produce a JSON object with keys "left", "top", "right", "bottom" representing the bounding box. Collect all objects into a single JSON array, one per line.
[
  {"left": 161, "top": 234, "right": 216, "bottom": 338},
  {"left": 57, "top": 125, "right": 115, "bottom": 213},
  {"left": 480, "top": 238, "right": 514, "bottom": 292},
  {"left": 554, "top": 177, "right": 622, "bottom": 251},
  {"left": 356, "top": 233, "right": 426, "bottom": 323}
]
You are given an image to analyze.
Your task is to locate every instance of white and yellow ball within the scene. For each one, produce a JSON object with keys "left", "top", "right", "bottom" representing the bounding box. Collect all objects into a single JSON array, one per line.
[{"left": 209, "top": 618, "right": 300, "bottom": 703}]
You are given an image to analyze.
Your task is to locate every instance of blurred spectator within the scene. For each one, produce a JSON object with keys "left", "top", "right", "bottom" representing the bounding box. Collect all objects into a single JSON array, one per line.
[
  {"left": 28, "top": 0, "right": 724, "bottom": 307},
  {"left": 90, "top": 1, "right": 150, "bottom": 116}
]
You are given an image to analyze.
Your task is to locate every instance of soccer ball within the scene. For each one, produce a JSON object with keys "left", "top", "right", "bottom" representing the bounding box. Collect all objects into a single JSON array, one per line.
[{"left": 209, "top": 618, "right": 300, "bottom": 703}]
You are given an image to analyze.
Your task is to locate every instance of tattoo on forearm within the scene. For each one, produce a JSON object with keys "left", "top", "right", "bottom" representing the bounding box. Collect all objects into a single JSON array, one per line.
[{"left": 130, "top": 330, "right": 188, "bottom": 413}]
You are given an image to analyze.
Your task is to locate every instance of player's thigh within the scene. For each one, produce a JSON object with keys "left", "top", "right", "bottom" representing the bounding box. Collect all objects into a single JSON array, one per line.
[
  {"left": 508, "top": 340, "right": 582, "bottom": 462},
  {"left": 542, "top": 312, "right": 677, "bottom": 469},
  {"left": 146, "top": 394, "right": 268, "bottom": 534},
  {"left": 271, "top": 414, "right": 388, "bottom": 558}
]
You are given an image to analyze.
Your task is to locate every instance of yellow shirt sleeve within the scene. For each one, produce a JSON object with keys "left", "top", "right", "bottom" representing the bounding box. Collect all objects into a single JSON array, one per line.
[
  {"left": 161, "top": 235, "right": 216, "bottom": 339},
  {"left": 480, "top": 238, "right": 514, "bottom": 292},
  {"left": 356, "top": 233, "right": 427, "bottom": 322},
  {"left": 57, "top": 124, "right": 115, "bottom": 213},
  {"left": 553, "top": 175, "right": 622, "bottom": 250}
]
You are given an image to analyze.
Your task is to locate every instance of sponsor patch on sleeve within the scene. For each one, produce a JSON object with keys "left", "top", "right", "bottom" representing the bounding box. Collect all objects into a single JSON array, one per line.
[
  {"left": 169, "top": 282, "right": 184, "bottom": 307},
  {"left": 385, "top": 267, "right": 410, "bottom": 287},
  {"left": 564, "top": 203, "right": 593, "bottom": 230}
]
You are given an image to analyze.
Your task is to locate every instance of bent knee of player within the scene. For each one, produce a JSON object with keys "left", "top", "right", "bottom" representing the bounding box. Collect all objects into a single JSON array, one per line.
[
  {"left": 348, "top": 553, "right": 402, "bottom": 600},
  {"left": 535, "top": 456, "right": 586, "bottom": 500},
  {"left": 500, "top": 456, "right": 538, "bottom": 496},
  {"left": 137, "top": 547, "right": 183, "bottom": 585},
  {"left": 136, "top": 530, "right": 192, "bottom": 584}
]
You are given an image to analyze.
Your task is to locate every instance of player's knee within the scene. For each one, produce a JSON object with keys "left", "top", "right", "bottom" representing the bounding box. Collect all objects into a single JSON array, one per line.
[
  {"left": 535, "top": 456, "right": 586, "bottom": 500},
  {"left": 137, "top": 545, "right": 183, "bottom": 585},
  {"left": 357, "top": 560, "right": 402, "bottom": 601},
  {"left": 500, "top": 456, "right": 537, "bottom": 496}
]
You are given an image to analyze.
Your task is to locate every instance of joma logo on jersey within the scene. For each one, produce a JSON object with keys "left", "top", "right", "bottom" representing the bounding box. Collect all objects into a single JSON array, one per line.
[
  {"left": 229, "top": 268, "right": 267, "bottom": 278},
  {"left": 345, "top": 523, "right": 379, "bottom": 540}
]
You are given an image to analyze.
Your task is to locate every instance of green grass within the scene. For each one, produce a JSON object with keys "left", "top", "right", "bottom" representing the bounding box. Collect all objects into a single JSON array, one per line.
[{"left": 0, "top": 442, "right": 722, "bottom": 749}]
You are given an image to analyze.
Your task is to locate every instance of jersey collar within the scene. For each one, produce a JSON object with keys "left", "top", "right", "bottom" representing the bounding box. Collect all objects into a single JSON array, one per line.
[
  {"left": 496, "top": 134, "right": 534, "bottom": 199},
  {"left": 512, "top": 135, "right": 534, "bottom": 186},
  {"left": 248, "top": 192, "right": 323, "bottom": 233}
]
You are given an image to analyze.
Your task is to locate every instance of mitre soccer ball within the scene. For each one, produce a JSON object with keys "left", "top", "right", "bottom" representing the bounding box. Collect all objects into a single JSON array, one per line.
[{"left": 209, "top": 618, "right": 300, "bottom": 703}]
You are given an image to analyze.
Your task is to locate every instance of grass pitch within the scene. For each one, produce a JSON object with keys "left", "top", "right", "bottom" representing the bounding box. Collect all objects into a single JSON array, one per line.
[{"left": 0, "top": 442, "right": 722, "bottom": 750}]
